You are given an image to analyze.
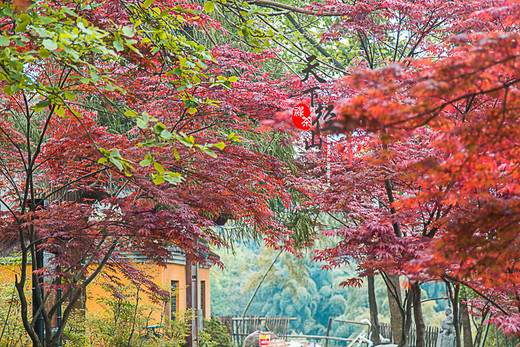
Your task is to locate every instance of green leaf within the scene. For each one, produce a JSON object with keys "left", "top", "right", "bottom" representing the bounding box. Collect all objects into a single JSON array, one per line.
[
  {"left": 137, "top": 119, "right": 147, "bottom": 129},
  {"left": 64, "top": 91, "right": 76, "bottom": 101},
  {"left": 55, "top": 106, "right": 65, "bottom": 117},
  {"left": 125, "top": 109, "right": 138, "bottom": 118},
  {"left": 34, "top": 100, "right": 51, "bottom": 112},
  {"left": 143, "top": 0, "right": 154, "bottom": 8},
  {"left": 172, "top": 147, "right": 180, "bottom": 160},
  {"left": 153, "top": 174, "right": 165, "bottom": 185},
  {"left": 38, "top": 48, "right": 50, "bottom": 58},
  {"left": 113, "top": 41, "right": 124, "bottom": 52},
  {"left": 173, "top": 67, "right": 182, "bottom": 76},
  {"left": 90, "top": 71, "right": 100, "bottom": 81},
  {"left": 154, "top": 162, "right": 165, "bottom": 175},
  {"left": 42, "top": 39, "right": 58, "bottom": 51},
  {"left": 201, "top": 147, "right": 217, "bottom": 158},
  {"left": 110, "top": 148, "right": 121, "bottom": 158},
  {"left": 122, "top": 26, "right": 135, "bottom": 38},
  {"left": 70, "top": 108, "right": 82, "bottom": 119},
  {"left": 160, "top": 129, "right": 173, "bottom": 140},
  {"left": 204, "top": 1, "right": 215, "bottom": 13},
  {"left": 15, "top": 15, "right": 31, "bottom": 33},
  {"left": 0, "top": 36, "right": 10, "bottom": 47},
  {"left": 33, "top": 27, "right": 50, "bottom": 38},
  {"left": 164, "top": 171, "right": 183, "bottom": 184},
  {"left": 154, "top": 122, "right": 167, "bottom": 132},
  {"left": 109, "top": 158, "right": 124, "bottom": 171},
  {"left": 214, "top": 141, "right": 226, "bottom": 150},
  {"left": 228, "top": 132, "right": 243, "bottom": 142},
  {"left": 98, "top": 157, "right": 108, "bottom": 164},
  {"left": 178, "top": 136, "right": 193, "bottom": 147},
  {"left": 139, "top": 159, "right": 151, "bottom": 166},
  {"left": 3, "top": 86, "right": 13, "bottom": 96}
]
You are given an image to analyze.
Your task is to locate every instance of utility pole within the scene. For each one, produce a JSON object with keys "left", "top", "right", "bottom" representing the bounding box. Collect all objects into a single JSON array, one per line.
[{"left": 185, "top": 256, "right": 199, "bottom": 347}]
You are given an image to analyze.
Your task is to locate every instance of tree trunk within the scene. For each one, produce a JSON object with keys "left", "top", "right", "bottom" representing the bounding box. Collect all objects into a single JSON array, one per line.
[
  {"left": 445, "top": 281, "right": 462, "bottom": 347},
  {"left": 461, "top": 299, "right": 473, "bottom": 347},
  {"left": 412, "top": 283, "right": 426, "bottom": 347},
  {"left": 401, "top": 289, "right": 413, "bottom": 347},
  {"left": 386, "top": 274, "right": 403, "bottom": 346},
  {"left": 452, "top": 285, "right": 461, "bottom": 347},
  {"left": 369, "top": 276, "right": 381, "bottom": 346},
  {"left": 473, "top": 308, "right": 489, "bottom": 347}
]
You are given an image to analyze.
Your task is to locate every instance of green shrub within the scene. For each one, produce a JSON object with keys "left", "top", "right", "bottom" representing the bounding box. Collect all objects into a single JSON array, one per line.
[
  {"left": 202, "top": 316, "right": 232, "bottom": 347},
  {"left": 0, "top": 281, "right": 31, "bottom": 346}
]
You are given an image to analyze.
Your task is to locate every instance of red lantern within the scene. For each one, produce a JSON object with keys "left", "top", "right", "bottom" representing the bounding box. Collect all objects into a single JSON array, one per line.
[{"left": 292, "top": 103, "right": 311, "bottom": 131}]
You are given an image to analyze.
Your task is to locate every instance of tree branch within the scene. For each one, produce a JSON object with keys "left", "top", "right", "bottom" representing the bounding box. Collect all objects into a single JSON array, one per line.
[{"left": 248, "top": 0, "right": 342, "bottom": 16}]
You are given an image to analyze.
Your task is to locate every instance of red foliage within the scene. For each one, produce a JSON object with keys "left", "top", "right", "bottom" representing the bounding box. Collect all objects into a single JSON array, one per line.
[
  {"left": 321, "top": 0, "right": 520, "bottom": 335},
  {"left": 0, "top": 2, "right": 302, "bottom": 332}
]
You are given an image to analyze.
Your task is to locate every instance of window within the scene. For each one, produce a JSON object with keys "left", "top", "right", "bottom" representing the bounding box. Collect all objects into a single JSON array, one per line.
[
  {"left": 200, "top": 280, "right": 206, "bottom": 319},
  {"left": 171, "top": 280, "right": 179, "bottom": 320}
]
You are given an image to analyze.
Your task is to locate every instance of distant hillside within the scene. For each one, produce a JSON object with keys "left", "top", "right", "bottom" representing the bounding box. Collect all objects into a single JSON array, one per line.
[{"left": 210, "top": 243, "right": 448, "bottom": 339}]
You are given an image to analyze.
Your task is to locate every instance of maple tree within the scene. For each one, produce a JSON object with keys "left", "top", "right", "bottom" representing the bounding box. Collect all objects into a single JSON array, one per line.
[
  {"left": 0, "top": 0, "right": 315, "bottom": 346},
  {"left": 308, "top": 0, "right": 520, "bottom": 342},
  {"left": 216, "top": 0, "right": 520, "bottom": 346},
  {"left": 3, "top": 0, "right": 520, "bottom": 345},
  {"left": 234, "top": 1, "right": 483, "bottom": 346}
]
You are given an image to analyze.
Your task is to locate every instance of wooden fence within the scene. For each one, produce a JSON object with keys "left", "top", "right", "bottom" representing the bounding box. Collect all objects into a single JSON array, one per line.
[
  {"left": 218, "top": 316, "right": 295, "bottom": 346},
  {"left": 218, "top": 318, "right": 439, "bottom": 347},
  {"left": 380, "top": 323, "right": 439, "bottom": 347}
]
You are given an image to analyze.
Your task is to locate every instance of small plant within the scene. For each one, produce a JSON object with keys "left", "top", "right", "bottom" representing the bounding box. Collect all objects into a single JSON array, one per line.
[
  {"left": 149, "top": 309, "right": 192, "bottom": 347},
  {"left": 200, "top": 330, "right": 215, "bottom": 347},
  {"left": 77, "top": 283, "right": 160, "bottom": 346},
  {"left": 0, "top": 281, "right": 31, "bottom": 346},
  {"left": 202, "top": 316, "right": 233, "bottom": 347}
]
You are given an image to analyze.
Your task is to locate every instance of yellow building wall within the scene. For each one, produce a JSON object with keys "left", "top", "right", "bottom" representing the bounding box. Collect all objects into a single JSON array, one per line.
[
  {"left": 87, "top": 262, "right": 211, "bottom": 324},
  {"left": 199, "top": 267, "right": 211, "bottom": 320},
  {"left": 162, "top": 264, "right": 212, "bottom": 320},
  {"left": 0, "top": 263, "right": 31, "bottom": 283},
  {"left": 0, "top": 261, "right": 211, "bottom": 326}
]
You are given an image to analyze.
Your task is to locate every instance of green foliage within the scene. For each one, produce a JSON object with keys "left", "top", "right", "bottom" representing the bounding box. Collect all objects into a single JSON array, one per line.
[
  {"left": 81, "top": 285, "right": 153, "bottom": 346},
  {"left": 211, "top": 243, "right": 448, "bottom": 340},
  {"left": 200, "top": 330, "right": 214, "bottom": 347},
  {"left": 482, "top": 324, "right": 516, "bottom": 347},
  {"left": 158, "top": 310, "right": 192, "bottom": 347},
  {"left": 201, "top": 316, "right": 233, "bottom": 347},
  {"left": 0, "top": 0, "right": 231, "bottom": 184},
  {"left": 211, "top": 243, "right": 364, "bottom": 338},
  {"left": 62, "top": 284, "right": 191, "bottom": 346},
  {"left": 61, "top": 309, "right": 88, "bottom": 346},
  {"left": 0, "top": 281, "right": 31, "bottom": 346}
]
